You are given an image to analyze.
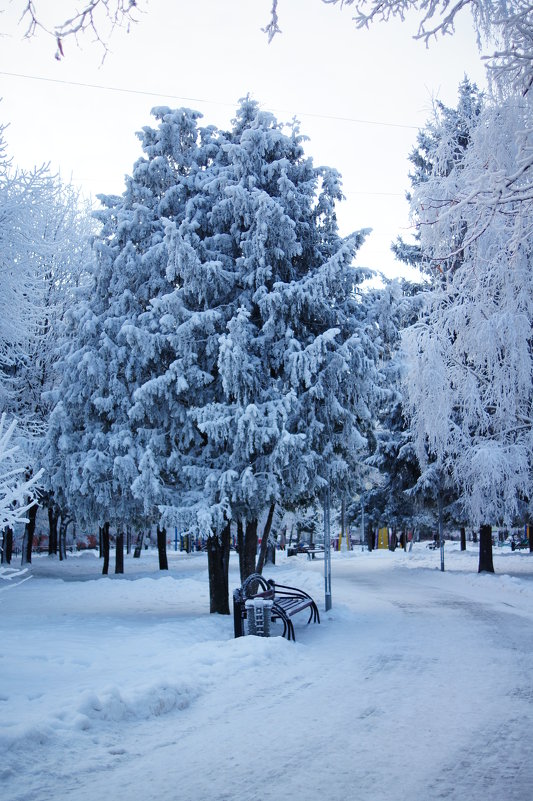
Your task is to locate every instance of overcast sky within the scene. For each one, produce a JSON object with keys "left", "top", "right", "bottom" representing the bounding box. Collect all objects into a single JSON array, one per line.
[{"left": 0, "top": 0, "right": 488, "bottom": 276}]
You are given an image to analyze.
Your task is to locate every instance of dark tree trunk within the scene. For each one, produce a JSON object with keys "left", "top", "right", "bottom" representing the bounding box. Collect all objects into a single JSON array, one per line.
[
  {"left": 528, "top": 523, "right": 533, "bottom": 554},
  {"left": 58, "top": 518, "right": 70, "bottom": 561},
  {"left": 255, "top": 503, "right": 276, "bottom": 575},
  {"left": 99, "top": 526, "right": 103, "bottom": 558},
  {"left": 157, "top": 526, "right": 168, "bottom": 570},
  {"left": 22, "top": 503, "right": 38, "bottom": 565},
  {"left": 366, "top": 523, "right": 373, "bottom": 552},
  {"left": 478, "top": 524, "right": 495, "bottom": 573},
  {"left": 460, "top": 526, "right": 466, "bottom": 551},
  {"left": 115, "top": 530, "right": 124, "bottom": 574},
  {"left": 3, "top": 527, "right": 13, "bottom": 564},
  {"left": 126, "top": 527, "right": 132, "bottom": 555},
  {"left": 48, "top": 506, "right": 58, "bottom": 556},
  {"left": 341, "top": 497, "right": 347, "bottom": 549},
  {"left": 207, "top": 523, "right": 231, "bottom": 614},
  {"left": 239, "top": 519, "right": 258, "bottom": 583},
  {"left": 237, "top": 519, "right": 244, "bottom": 562},
  {"left": 5, "top": 526, "right": 13, "bottom": 565},
  {"left": 102, "top": 522, "right": 110, "bottom": 575},
  {"left": 133, "top": 531, "right": 144, "bottom": 558}
]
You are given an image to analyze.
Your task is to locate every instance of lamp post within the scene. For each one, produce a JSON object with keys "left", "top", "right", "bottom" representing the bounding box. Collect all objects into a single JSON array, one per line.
[
  {"left": 324, "top": 483, "right": 332, "bottom": 611},
  {"left": 438, "top": 491, "right": 445, "bottom": 572}
]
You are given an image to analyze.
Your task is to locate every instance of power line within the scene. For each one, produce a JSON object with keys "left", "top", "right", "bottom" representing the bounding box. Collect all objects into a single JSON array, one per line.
[{"left": 0, "top": 70, "right": 420, "bottom": 130}]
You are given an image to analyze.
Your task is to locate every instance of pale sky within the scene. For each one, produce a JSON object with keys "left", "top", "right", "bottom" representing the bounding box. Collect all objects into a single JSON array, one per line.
[{"left": 0, "top": 0, "right": 488, "bottom": 277}]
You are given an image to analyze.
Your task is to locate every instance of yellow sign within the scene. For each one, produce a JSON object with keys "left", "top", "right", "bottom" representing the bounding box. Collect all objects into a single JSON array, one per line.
[{"left": 378, "top": 527, "right": 389, "bottom": 549}]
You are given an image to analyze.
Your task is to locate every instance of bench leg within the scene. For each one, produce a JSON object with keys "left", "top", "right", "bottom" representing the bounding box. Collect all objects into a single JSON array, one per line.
[{"left": 233, "top": 590, "right": 245, "bottom": 638}]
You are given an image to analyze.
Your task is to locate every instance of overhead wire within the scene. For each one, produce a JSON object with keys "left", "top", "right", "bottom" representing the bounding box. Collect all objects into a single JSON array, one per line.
[
  {"left": 0, "top": 70, "right": 420, "bottom": 130},
  {"left": 0, "top": 69, "right": 413, "bottom": 199}
]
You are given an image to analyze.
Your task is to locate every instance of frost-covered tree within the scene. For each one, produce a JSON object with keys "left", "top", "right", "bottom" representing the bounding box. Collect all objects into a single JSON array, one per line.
[
  {"left": 268, "top": 1, "right": 532, "bottom": 231},
  {"left": 392, "top": 77, "right": 485, "bottom": 274},
  {"left": 30, "top": 185, "right": 95, "bottom": 560},
  {"left": 402, "top": 92, "right": 533, "bottom": 572},
  {"left": 386, "top": 80, "right": 484, "bottom": 549},
  {"left": 0, "top": 124, "right": 92, "bottom": 562},
  {"left": 130, "top": 99, "right": 380, "bottom": 611},
  {"left": 0, "top": 415, "right": 42, "bottom": 541},
  {"left": 0, "top": 127, "right": 56, "bottom": 421}
]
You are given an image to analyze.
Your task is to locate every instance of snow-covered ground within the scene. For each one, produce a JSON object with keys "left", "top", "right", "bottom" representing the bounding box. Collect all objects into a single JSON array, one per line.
[{"left": 1, "top": 543, "right": 533, "bottom": 801}]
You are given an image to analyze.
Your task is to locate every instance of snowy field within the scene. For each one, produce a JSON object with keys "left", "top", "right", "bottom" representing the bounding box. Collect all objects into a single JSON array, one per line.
[{"left": 1, "top": 543, "right": 533, "bottom": 801}]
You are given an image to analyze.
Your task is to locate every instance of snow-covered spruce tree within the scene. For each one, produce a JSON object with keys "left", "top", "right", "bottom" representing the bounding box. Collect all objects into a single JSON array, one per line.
[
  {"left": 132, "top": 98, "right": 379, "bottom": 612},
  {"left": 44, "top": 108, "right": 211, "bottom": 573},
  {"left": 364, "top": 280, "right": 427, "bottom": 538},
  {"left": 402, "top": 92, "right": 533, "bottom": 572}
]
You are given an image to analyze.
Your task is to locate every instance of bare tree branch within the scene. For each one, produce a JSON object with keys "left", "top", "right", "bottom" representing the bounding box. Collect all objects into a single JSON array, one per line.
[{"left": 16, "top": 1, "right": 142, "bottom": 59}]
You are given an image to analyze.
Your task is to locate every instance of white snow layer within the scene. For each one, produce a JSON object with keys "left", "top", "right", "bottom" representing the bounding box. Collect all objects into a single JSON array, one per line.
[{"left": 1, "top": 544, "right": 533, "bottom": 801}]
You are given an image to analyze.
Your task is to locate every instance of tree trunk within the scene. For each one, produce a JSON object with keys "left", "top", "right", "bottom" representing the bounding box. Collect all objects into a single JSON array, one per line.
[
  {"left": 460, "top": 526, "right": 466, "bottom": 551},
  {"left": 4, "top": 526, "right": 13, "bottom": 565},
  {"left": 528, "top": 524, "right": 532, "bottom": 554},
  {"left": 207, "top": 523, "right": 231, "bottom": 614},
  {"left": 478, "top": 524, "right": 495, "bottom": 573},
  {"left": 99, "top": 526, "right": 103, "bottom": 558},
  {"left": 341, "top": 497, "right": 347, "bottom": 549},
  {"left": 239, "top": 518, "right": 258, "bottom": 583},
  {"left": 58, "top": 518, "right": 69, "bottom": 561},
  {"left": 237, "top": 519, "right": 244, "bottom": 563},
  {"left": 22, "top": 503, "right": 38, "bottom": 565},
  {"left": 157, "top": 526, "right": 168, "bottom": 570},
  {"left": 366, "top": 523, "right": 373, "bottom": 552},
  {"left": 255, "top": 503, "right": 276, "bottom": 575},
  {"left": 133, "top": 531, "right": 144, "bottom": 558},
  {"left": 2, "top": 527, "right": 13, "bottom": 564},
  {"left": 115, "top": 530, "right": 124, "bottom": 574},
  {"left": 126, "top": 527, "right": 132, "bottom": 555},
  {"left": 48, "top": 506, "right": 58, "bottom": 556},
  {"left": 102, "top": 522, "right": 110, "bottom": 575}
]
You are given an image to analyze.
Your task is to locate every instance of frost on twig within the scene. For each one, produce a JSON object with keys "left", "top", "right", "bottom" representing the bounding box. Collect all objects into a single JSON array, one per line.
[
  {"left": 18, "top": 0, "right": 141, "bottom": 60},
  {"left": 262, "top": 0, "right": 282, "bottom": 42}
]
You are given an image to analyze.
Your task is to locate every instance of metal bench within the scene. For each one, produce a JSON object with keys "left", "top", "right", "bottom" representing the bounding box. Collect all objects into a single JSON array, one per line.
[
  {"left": 305, "top": 546, "right": 325, "bottom": 560},
  {"left": 233, "top": 572, "right": 320, "bottom": 642}
]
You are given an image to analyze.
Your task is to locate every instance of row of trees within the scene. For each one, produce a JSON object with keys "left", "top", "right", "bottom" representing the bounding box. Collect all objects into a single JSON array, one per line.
[
  {"left": 0, "top": 123, "right": 93, "bottom": 570},
  {"left": 2, "top": 0, "right": 532, "bottom": 597}
]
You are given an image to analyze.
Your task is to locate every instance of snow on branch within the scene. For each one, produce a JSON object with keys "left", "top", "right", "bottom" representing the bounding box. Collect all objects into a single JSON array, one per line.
[
  {"left": 265, "top": 1, "right": 533, "bottom": 98},
  {"left": 18, "top": 0, "right": 142, "bottom": 59},
  {"left": 0, "top": 414, "right": 43, "bottom": 531}
]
